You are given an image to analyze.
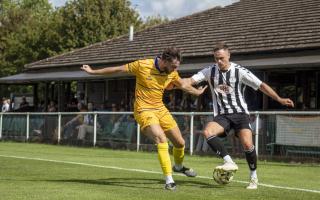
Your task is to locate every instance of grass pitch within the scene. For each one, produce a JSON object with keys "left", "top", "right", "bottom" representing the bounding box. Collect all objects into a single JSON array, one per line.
[{"left": 0, "top": 142, "right": 319, "bottom": 200}]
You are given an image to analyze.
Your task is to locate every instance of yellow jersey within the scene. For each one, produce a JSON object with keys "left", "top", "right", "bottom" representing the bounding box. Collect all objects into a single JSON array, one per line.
[{"left": 125, "top": 58, "right": 180, "bottom": 111}]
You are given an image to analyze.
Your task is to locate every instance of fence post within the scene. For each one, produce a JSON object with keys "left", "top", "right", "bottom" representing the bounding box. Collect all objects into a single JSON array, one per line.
[
  {"left": 26, "top": 113, "right": 30, "bottom": 142},
  {"left": 137, "top": 124, "right": 140, "bottom": 152},
  {"left": 57, "top": 113, "right": 61, "bottom": 144},
  {"left": 255, "top": 113, "right": 260, "bottom": 156},
  {"left": 93, "top": 113, "right": 97, "bottom": 147},
  {"left": 0, "top": 114, "right": 3, "bottom": 140},
  {"left": 190, "top": 112, "right": 194, "bottom": 155}
]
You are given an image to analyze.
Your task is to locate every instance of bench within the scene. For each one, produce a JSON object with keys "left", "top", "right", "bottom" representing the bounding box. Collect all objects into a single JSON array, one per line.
[
  {"left": 266, "top": 143, "right": 320, "bottom": 157},
  {"left": 285, "top": 147, "right": 320, "bottom": 157},
  {"left": 96, "top": 121, "right": 136, "bottom": 144}
]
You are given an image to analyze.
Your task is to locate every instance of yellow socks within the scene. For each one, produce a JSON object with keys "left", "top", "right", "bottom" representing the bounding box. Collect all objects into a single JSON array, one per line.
[
  {"left": 157, "top": 144, "right": 185, "bottom": 176},
  {"left": 157, "top": 143, "right": 172, "bottom": 176},
  {"left": 173, "top": 146, "right": 185, "bottom": 167}
]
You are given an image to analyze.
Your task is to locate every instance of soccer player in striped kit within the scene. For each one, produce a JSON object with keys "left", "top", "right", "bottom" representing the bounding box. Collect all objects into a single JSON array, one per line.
[{"left": 183, "top": 42, "right": 294, "bottom": 189}]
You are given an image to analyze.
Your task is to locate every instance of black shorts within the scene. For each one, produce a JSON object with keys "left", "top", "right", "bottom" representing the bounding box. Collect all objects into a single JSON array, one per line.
[{"left": 213, "top": 113, "right": 252, "bottom": 137}]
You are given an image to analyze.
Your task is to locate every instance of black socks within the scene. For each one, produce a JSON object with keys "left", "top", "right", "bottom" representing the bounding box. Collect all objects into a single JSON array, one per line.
[
  {"left": 206, "top": 135, "right": 228, "bottom": 158},
  {"left": 245, "top": 146, "right": 257, "bottom": 170}
]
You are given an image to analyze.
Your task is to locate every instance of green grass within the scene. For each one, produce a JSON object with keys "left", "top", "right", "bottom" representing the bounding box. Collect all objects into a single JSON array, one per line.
[{"left": 0, "top": 142, "right": 319, "bottom": 200}]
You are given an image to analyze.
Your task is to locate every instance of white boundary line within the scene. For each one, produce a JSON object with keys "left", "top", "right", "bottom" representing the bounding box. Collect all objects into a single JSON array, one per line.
[{"left": 1, "top": 154, "right": 319, "bottom": 194}]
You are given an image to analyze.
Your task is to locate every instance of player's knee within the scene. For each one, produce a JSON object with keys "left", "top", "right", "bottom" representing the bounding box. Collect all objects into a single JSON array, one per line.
[
  {"left": 175, "top": 139, "right": 185, "bottom": 148},
  {"left": 155, "top": 135, "right": 167, "bottom": 144},
  {"left": 243, "top": 143, "right": 254, "bottom": 151},
  {"left": 202, "top": 129, "right": 217, "bottom": 138}
]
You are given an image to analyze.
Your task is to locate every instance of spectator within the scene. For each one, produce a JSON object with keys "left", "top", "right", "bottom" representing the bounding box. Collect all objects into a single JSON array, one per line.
[
  {"left": 76, "top": 102, "right": 100, "bottom": 145},
  {"left": 47, "top": 101, "right": 57, "bottom": 112},
  {"left": 66, "top": 98, "right": 78, "bottom": 112},
  {"left": 110, "top": 107, "right": 127, "bottom": 135},
  {"left": 62, "top": 103, "right": 87, "bottom": 140},
  {"left": 108, "top": 106, "right": 136, "bottom": 142},
  {"left": 33, "top": 101, "right": 57, "bottom": 143},
  {"left": 37, "top": 100, "right": 45, "bottom": 112},
  {"left": 1, "top": 98, "right": 10, "bottom": 112},
  {"left": 109, "top": 103, "right": 119, "bottom": 124},
  {"left": 97, "top": 103, "right": 106, "bottom": 111},
  {"left": 166, "top": 93, "right": 176, "bottom": 110},
  {"left": 19, "top": 96, "right": 29, "bottom": 109}
]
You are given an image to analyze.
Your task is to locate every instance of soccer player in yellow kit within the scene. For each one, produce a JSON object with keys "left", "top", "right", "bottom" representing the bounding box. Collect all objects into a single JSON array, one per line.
[{"left": 81, "top": 47, "right": 207, "bottom": 190}]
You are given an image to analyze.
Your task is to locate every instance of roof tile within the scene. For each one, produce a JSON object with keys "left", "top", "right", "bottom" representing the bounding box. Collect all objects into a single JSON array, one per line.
[{"left": 26, "top": 0, "right": 320, "bottom": 69}]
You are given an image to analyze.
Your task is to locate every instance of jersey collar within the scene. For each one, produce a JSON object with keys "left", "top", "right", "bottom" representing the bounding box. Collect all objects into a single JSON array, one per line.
[
  {"left": 155, "top": 56, "right": 165, "bottom": 73},
  {"left": 217, "top": 62, "right": 234, "bottom": 73}
]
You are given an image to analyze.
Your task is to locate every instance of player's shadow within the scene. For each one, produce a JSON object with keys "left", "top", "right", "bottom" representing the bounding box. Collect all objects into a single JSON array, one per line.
[
  {"left": 47, "top": 177, "right": 222, "bottom": 190},
  {"left": 1, "top": 177, "right": 240, "bottom": 190}
]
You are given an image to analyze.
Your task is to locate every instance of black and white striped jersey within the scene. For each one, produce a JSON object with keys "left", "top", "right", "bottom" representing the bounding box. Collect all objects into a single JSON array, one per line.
[{"left": 192, "top": 62, "right": 262, "bottom": 116}]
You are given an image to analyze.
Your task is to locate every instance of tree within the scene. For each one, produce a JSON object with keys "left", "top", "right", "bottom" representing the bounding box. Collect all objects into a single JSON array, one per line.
[
  {"left": 0, "top": 0, "right": 57, "bottom": 76},
  {"left": 0, "top": 0, "right": 169, "bottom": 98},
  {"left": 57, "top": 0, "right": 142, "bottom": 50},
  {"left": 0, "top": 0, "right": 168, "bottom": 78},
  {"left": 138, "top": 15, "right": 169, "bottom": 30},
  {"left": 0, "top": 0, "right": 58, "bottom": 97}
]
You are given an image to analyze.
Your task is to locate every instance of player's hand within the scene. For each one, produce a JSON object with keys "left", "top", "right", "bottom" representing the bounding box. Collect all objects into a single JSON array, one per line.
[
  {"left": 81, "top": 64, "right": 94, "bottom": 74},
  {"left": 279, "top": 98, "right": 294, "bottom": 107},
  {"left": 165, "top": 83, "right": 176, "bottom": 90},
  {"left": 196, "top": 85, "right": 208, "bottom": 96}
]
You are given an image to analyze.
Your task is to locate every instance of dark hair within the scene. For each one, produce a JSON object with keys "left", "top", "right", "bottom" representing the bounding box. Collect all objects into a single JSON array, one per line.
[
  {"left": 78, "top": 102, "right": 87, "bottom": 110},
  {"left": 161, "top": 47, "right": 181, "bottom": 62},
  {"left": 213, "top": 42, "right": 229, "bottom": 52}
]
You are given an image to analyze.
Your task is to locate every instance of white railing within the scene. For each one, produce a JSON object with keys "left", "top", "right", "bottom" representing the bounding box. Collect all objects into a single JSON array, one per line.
[{"left": 0, "top": 111, "right": 320, "bottom": 156}]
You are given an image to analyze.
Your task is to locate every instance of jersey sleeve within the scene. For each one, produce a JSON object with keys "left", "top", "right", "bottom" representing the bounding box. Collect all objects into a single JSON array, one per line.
[
  {"left": 172, "top": 71, "right": 181, "bottom": 82},
  {"left": 240, "top": 68, "right": 262, "bottom": 90},
  {"left": 125, "top": 60, "right": 140, "bottom": 75},
  {"left": 191, "top": 67, "right": 211, "bottom": 83}
]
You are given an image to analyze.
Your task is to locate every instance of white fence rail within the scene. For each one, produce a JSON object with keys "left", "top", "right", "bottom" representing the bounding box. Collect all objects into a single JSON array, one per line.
[{"left": 0, "top": 111, "right": 319, "bottom": 158}]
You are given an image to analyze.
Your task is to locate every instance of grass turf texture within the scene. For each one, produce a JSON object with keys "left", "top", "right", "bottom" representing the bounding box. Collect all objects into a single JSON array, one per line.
[{"left": 0, "top": 142, "right": 319, "bottom": 200}]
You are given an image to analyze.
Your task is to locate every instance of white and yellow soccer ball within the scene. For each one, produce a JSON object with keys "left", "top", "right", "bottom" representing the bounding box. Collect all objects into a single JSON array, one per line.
[{"left": 213, "top": 168, "right": 234, "bottom": 185}]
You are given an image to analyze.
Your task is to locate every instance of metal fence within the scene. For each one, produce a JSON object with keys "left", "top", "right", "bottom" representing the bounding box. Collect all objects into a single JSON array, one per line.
[{"left": 0, "top": 111, "right": 319, "bottom": 161}]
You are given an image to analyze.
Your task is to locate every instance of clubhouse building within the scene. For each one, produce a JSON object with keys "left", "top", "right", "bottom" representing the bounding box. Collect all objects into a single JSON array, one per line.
[{"left": 1, "top": 0, "right": 319, "bottom": 112}]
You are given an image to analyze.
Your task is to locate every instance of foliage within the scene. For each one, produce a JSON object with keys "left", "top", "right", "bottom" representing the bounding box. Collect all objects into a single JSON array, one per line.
[
  {"left": 0, "top": 0, "right": 59, "bottom": 76},
  {"left": 0, "top": 0, "right": 168, "bottom": 76},
  {"left": 57, "top": 0, "right": 142, "bottom": 49},
  {"left": 138, "top": 15, "right": 169, "bottom": 30},
  {"left": 0, "top": 0, "right": 168, "bottom": 97}
]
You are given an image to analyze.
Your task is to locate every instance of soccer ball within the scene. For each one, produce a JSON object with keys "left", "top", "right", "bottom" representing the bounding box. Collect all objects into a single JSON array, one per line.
[{"left": 213, "top": 168, "right": 234, "bottom": 185}]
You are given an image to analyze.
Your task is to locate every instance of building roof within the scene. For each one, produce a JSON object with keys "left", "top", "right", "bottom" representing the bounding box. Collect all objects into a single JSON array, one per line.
[
  {"left": 3, "top": 53, "right": 320, "bottom": 83},
  {"left": 26, "top": 0, "right": 320, "bottom": 70}
]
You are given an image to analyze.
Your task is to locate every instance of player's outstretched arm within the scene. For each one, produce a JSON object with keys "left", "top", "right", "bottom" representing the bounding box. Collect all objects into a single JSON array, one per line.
[
  {"left": 81, "top": 64, "right": 127, "bottom": 75},
  {"left": 173, "top": 78, "right": 207, "bottom": 96},
  {"left": 259, "top": 82, "right": 294, "bottom": 107}
]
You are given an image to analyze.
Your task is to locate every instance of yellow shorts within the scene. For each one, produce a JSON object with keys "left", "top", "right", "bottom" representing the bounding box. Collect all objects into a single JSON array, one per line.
[{"left": 134, "top": 107, "right": 177, "bottom": 131}]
